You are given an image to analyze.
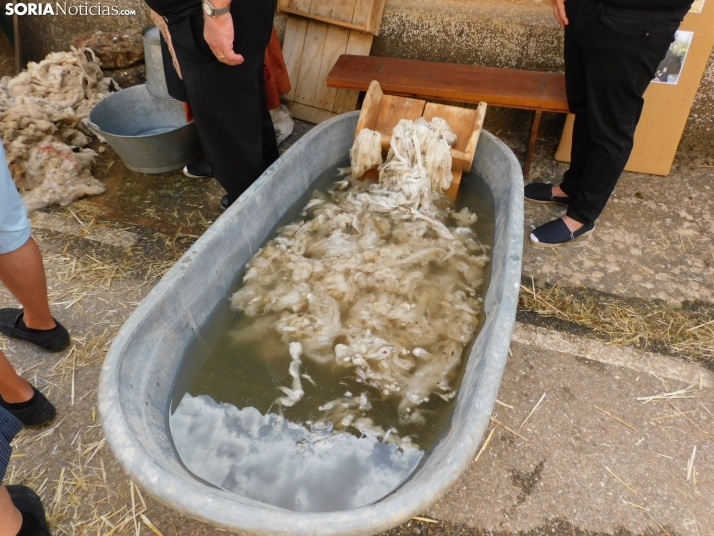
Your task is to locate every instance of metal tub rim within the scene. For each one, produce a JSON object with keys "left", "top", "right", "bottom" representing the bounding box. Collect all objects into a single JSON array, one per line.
[
  {"left": 88, "top": 85, "right": 192, "bottom": 139},
  {"left": 87, "top": 125, "right": 196, "bottom": 141},
  {"left": 98, "top": 111, "right": 524, "bottom": 535},
  {"left": 88, "top": 84, "right": 201, "bottom": 174}
]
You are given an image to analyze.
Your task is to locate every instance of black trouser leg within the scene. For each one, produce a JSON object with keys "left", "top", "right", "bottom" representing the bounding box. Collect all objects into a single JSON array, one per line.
[
  {"left": 168, "top": 0, "right": 274, "bottom": 203},
  {"left": 259, "top": 67, "right": 279, "bottom": 166},
  {"left": 560, "top": 0, "right": 589, "bottom": 193},
  {"left": 560, "top": 1, "right": 687, "bottom": 225}
]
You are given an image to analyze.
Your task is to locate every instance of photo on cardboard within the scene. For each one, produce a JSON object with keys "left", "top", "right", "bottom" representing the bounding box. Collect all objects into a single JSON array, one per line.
[
  {"left": 689, "top": 0, "right": 705, "bottom": 13},
  {"left": 652, "top": 31, "right": 694, "bottom": 85}
]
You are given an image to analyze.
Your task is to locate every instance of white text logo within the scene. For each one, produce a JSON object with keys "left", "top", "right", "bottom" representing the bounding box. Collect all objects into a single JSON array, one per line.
[{"left": 5, "top": 3, "right": 137, "bottom": 16}]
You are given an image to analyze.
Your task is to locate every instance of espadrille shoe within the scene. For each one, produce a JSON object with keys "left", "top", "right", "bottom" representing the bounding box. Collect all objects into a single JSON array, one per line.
[
  {"left": 530, "top": 218, "right": 595, "bottom": 247},
  {"left": 524, "top": 183, "right": 572, "bottom": 206},
  {"left": 0, "top": 309, "right": 70, "bottom": 352}
]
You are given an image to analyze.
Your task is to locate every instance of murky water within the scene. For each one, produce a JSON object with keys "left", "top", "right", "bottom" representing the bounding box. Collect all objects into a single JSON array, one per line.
[{"left": 169, "top": 162, "right": 494, "bottom": 513}]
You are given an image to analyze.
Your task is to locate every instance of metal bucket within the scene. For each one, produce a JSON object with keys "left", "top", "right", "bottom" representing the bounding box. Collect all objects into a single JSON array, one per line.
[
  {"left": 142, "top": 25, "right": 170, "bottom": 99},
  {"left": 98, "top": 112, "right": 524, "bottom": 535},
  {"left": 88, "top": 84, "right": 201, "bottom": 174}
]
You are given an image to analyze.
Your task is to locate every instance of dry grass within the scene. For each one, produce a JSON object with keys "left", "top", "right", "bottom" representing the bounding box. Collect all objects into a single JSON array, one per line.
[
  {"left": 62, "top": 199, "right": 108, "bottom": 225},
  {"left": 518, "top": 280, "right": 714, "bottom": 369},
  {"left": 3, "top": 215, "right": 189, "bottom": 535}
]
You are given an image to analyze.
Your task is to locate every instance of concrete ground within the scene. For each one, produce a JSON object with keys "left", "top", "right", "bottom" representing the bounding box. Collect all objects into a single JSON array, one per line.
[{"left": 2, "top": 118, "right": 712, "bottom": 536}]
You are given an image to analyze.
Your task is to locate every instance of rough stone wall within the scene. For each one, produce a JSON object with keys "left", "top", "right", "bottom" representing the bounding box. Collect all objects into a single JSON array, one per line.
[
  {"left": 372, "top": 1, "right": 563, "bottom": 71},
  {"left": 17, "top": 0, "right": 152, "bottom": 62}
]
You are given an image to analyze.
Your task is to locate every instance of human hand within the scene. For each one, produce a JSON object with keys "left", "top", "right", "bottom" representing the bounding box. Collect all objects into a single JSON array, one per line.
[
  {"left": 203, "top": 10, "right": 244, "bottom": 65},
  {"left": 550, "top": 0, "right": 569, "bottom": 29}
]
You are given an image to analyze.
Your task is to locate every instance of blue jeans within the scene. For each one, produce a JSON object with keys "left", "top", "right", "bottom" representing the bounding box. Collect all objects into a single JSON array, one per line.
[
  {"left": 0, "top": 407, "right": 22, "bottom": 481},
  {"left": 0, "top": 143, "right": 31, "bottom": 254}
]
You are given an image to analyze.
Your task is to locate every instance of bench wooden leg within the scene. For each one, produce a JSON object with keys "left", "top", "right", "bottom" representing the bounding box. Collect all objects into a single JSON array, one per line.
[{"left": 524, "top": 110, "right": 542, "bottom": 180}]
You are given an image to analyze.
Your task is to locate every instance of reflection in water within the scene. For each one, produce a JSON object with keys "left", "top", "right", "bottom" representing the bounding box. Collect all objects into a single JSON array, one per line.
[{"left": 170, "top": 394, "right": 424, "bottom": 512}]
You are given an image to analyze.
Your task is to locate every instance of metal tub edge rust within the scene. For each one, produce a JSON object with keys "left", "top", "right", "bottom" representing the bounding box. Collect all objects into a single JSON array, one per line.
[{"left": 97, "top": 111, "right": 524, "bottom": 536}]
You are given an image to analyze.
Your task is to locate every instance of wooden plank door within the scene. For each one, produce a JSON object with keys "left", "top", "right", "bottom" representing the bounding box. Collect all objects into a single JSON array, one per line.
[{"left": 283, "top": 15, "right": 373, "bottom": 124}]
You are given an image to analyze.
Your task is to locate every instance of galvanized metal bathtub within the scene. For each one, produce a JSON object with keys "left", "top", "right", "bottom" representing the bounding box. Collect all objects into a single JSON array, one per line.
[{"left": 98, "top": 111, "right": 524, "bottom": 535}]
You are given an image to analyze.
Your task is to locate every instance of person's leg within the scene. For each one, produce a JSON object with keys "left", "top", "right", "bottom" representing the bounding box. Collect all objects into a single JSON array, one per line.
[
  {"left": 532, "top": 2, "right": 688, "bottom": 245},
  {"left": 0, "top": 485, "right": 22, "bottom": 536},
  {"left": 0, "top": 348, "right": 56, "bottom": 425},
  {"left": 0, "top": 238, "right": 54, "bottom": 331},
  {"left": 259, "top": 68, "right": 280, "bottom": 167},
  {"left": 189, "top": 61, "right": 268, "bottom": 203},
  {"left": 524, "top": 0, "right": 587, "bottom": 210},
  {"left": 0, "top": 408, "right": 23, "bottom": 536},
  {"left": 0, "top": 145, "right": 68, "bottom": 350},
  {"left": 2, "top": 485, "right": 50, "bottom": 536},
  {"left": 557, "top": 0, "right": 588, "bottom": 199},
  {"left": 0, "top": 350, "right": 33, "bottom": 405},
  {"left": 563, "top": 3, "right": 687, "bottom": 226},
  {"left": 169, "top": 0, "right": 275, "bottom": 205}
]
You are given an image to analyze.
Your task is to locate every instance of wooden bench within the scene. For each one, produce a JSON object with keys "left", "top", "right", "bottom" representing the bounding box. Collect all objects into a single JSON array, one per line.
[{"left": 326, "top": 54, "right": 570, "bottom": 178}]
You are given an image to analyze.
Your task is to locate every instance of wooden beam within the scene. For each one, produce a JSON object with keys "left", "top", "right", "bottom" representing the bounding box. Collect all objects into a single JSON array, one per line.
[
  {"left": 278, "top": 6, "right": 370, "bottom": 33},
  {"left": 327, "top": 55, "right": 570, "bottom": 113},
  {"left": 13, "top": 13, "right": 21, "bottom": 74}
]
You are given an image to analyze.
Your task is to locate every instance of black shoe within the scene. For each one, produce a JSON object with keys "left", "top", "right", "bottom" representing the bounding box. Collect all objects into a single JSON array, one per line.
[
  {"left": 530, "top": 218, "right": 595, "bottom": 247},
  {"left": 0, "top": 386, "right": 56, "bottom": 426},
  {"left": 7, "top": 485, "right": 51, "bottom": 536},
  {"left": 183, "top": 159, "right": 213, "bottom": 179},
  {"left": 221, "top": 195, "right": 231, "bottom": 210},
  {"left": 524, "top": 183, "right": 572, "bottom": 206},
  {"left": 0, "top": 309, "right": 70, "bottom": 352}
]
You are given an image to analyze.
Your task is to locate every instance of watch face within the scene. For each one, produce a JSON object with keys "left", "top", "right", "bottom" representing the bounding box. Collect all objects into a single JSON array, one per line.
[{"left": 202, "top": 0, "right": 213, "bottom": 15}]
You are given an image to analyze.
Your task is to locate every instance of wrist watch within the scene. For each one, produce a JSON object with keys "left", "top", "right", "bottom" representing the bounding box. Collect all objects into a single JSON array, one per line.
[{"left": 202, "top": 0, "right": 231, "bottom": 17}]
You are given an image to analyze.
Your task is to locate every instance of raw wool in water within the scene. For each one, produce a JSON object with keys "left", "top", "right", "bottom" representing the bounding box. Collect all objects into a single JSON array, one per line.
[
  {"left": 363, "top": 117, "right": 456, "bottom": 212},
  {"left": 231, "top": 116, "right": 489, "bottom": 432},
  {"left": 350, "top": 128, "right": 382, "bottom": 179},
  {"left": 0, "top": 48, "right": 116, "bottom": 211}
]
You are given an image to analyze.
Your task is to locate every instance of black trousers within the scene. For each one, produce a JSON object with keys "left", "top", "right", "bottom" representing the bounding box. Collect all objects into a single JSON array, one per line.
[
  {"left": 167, "top": 2, "right": 279, "bottom": 203},
  {"left": 560, "top": 0, "right": 689, "bottom": 225}
]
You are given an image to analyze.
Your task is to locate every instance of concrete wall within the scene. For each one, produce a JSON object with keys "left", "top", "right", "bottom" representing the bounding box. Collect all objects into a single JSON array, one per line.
[
  {"left": 14, "top": 0, "right": 714, "bottom": 158},
  {"left": 373, "top": 0, "right": 564, "bottom": 71},
  {"left": 16, "top": 0, "right": 152, "bottom": 61}
]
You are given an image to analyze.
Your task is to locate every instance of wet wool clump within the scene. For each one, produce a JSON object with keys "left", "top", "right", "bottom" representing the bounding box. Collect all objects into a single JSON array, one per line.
[{"left": 230, "top": 117, "right": 490, "bottom": 440}]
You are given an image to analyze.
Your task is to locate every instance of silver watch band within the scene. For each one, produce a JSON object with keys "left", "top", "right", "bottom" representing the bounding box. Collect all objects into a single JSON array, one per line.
[
  {"left": 203, "top": 0, "right": 231, "bottom": 17},
  {"left": 210, "top": 5, "right": 231, "bottom": 16}
]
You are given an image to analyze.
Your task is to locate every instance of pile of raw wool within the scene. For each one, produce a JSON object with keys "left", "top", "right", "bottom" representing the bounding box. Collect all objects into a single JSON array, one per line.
[
  {"left": 0, "top": 48, "right": 116, "bottom": 211},
  {"left": 231, "top": 117, "right": 490, "bottom": 435}
]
